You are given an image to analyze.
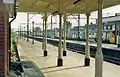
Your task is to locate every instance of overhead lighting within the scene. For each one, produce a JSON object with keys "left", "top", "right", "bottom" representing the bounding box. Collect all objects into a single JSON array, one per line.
[{"left": 73, "top": 0, "right": 81, "bottom": 5}]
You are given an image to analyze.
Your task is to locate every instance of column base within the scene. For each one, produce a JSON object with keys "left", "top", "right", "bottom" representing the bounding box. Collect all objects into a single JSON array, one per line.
[
  {"left": 57, "top": 58, "right": 63, "bottom": 66},
  {"left": 32, "top": 41, "right": 34, "bottom": 44},
  {"left": 63, "top": 50, "right": 66, "bottom": 56},
  {"left": 118, "top": 44, "right": 120, "bottom": 48},
  {"left": 44, "top": 50, "right": 47, "bottom": 57},
  {"left": 84, "top": 58, "right": 90, "bottom": 66}
]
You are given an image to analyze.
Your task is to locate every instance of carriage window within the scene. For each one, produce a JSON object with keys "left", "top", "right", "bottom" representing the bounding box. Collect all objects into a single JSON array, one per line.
[
  {"left": 108, "top": 26, "right": 110, "bottom": 30},
  {"left": 104, "top": 26, "right": 106, "bottom": 30},
  {"left": 112, "top": 25, "right": 115, "bottom": 30}
]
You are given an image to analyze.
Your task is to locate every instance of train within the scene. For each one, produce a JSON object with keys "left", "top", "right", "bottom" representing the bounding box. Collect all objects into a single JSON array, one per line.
[
  {"left": 45, "top": 27, "right": 116, "bottom": 44},
  {"left": 28, "top": 23, "right": 117, "bottom": 44},
  {"left": 31, "top": 28, "right": 116, "bottom": 44}
]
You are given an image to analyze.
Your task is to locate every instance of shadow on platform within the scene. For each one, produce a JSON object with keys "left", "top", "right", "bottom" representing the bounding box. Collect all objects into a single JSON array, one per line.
[
  {"left": 43, "top": 65, "right": 85, "bottom": 73},
  {"left": 40, "top": 66, "right": 58, "bottom": 70}
]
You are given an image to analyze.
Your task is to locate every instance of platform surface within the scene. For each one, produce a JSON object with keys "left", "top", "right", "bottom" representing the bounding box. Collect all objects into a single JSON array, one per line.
[{"left": 17, "top": 38, "right": 120, "bottom": 77}]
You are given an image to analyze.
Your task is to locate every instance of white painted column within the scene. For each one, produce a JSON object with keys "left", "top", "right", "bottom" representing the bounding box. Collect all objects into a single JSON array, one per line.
[
  {"left": 51, "top": 15, "right": 53, "bottom": 38},
  {"left": 32, "top": 21, "right": 34, "bottom": 44},
  {"left": 57, "top": 13, "right": 63, "bottom": 66},
  {"left": 95, "top": 0, "right": 103, "bottom": 77},
  {"left": 42, "top": 17, "right": 45, "bottom": 50},
  {"left": 24, "top": 26, "right": 25, "bottom": 40},
  {"left": 85, "top": 13, "right": 90, "bottom": 66},
  {"left": 44, "top": 14, "right": 48, "bottom": 56},
  {"left": 57, "top": 0, "right": 63, "bottom": 66},
  {"left": 20, "top": 24, "right": 21, "bottom": 38},
  {"left": 27, "top": 13, "right": 29, "bottom": 42},
  {"left": 63, "top": 14, "right": 67, "bottom": 56},
  {"left": 78, "top": 14, "right": 80, "bottom": 40}
]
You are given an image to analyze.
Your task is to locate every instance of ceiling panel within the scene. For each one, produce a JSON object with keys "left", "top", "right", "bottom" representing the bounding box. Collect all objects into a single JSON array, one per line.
[{"left": 18, "top": 0, "right": 120, "bottom": 14}]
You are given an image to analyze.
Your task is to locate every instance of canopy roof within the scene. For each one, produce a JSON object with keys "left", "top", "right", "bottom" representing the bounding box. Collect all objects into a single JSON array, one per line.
[{"left": 18, "top": 0, "right": 120, "bottom": 14}]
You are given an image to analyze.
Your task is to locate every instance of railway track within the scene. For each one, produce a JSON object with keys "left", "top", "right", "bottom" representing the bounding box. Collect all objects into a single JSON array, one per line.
[{"left": 28, "top": 36, "right": 120, "bottom": 65}]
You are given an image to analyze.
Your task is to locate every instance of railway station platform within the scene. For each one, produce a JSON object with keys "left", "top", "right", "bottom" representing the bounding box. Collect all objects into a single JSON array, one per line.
[{"left": 17, "top": 38, "right": 120, "bottom": 77}]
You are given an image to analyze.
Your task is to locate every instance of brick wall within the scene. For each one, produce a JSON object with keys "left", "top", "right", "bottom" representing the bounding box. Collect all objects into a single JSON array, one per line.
[{"left": 0, "top": 12, "right": 8, "bottom": 77}]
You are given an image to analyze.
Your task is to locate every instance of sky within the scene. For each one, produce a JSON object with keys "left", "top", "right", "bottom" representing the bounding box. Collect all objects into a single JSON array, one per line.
[{"left": 11, "top": 5, "right": 120, "bottom": 30}]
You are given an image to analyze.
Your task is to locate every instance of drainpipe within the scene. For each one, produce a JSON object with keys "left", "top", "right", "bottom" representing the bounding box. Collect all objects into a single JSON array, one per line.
[{"left": 9, "top": 0, "right": 17, "bottom": 70}]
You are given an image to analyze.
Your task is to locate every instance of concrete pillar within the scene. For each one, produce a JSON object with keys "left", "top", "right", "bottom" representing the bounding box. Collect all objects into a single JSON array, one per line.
[
  {"left": 57, "top": 13, "right": 63, "bottom": 66},
  {"left": 44, "top": 14, "right": 48, "bottom": 56},
  {"left": 85, "top": 13, "right": 90, "bottom": 66},
  {"left": 42, "top": 18, "right": 45, "bottom": 50},
  {"left": 32, "top": 21, "right": 34, "bottom": 44},
  {"left": 63, "top": 14, "right": 67, "bottom": 56},
  {"left": 95, "top": 0, "right": 103, "bottom": 77},
  {"left": 27, "top": 13, "right": 29, "bottom": 42}
]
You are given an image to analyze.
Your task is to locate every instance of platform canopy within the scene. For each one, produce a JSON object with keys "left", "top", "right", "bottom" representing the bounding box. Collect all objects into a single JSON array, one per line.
[{"left": 18, "top": 0, "right": 120, "bottom": 14}]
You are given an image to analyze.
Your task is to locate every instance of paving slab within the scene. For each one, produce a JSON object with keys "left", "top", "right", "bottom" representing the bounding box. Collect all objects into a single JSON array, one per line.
[{"left": 17, "top": 38, "right": 120, "bottom": 77}]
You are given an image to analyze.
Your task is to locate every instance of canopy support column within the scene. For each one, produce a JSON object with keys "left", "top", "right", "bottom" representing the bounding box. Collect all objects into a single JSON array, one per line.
[
  {"left": 44, "top": 14, "right": 48, "bottom": 57},
  {"left": 24, "top": 26, "right": 25, "bottom": 40},
  {"left": 51, "top": 15, "right": 53, "bottom": 38},
  {"left": 95, "top": 0, "right": 103, "bottom": 77},
  {"left": 27, "top": 13, "right": 29, "bottom": 42},
  {"left": 78, "top": 14, "right": 80, "bottom": 40},
  {"left": 32, "top": 21, "right": 34, "bottom": 44},
  {"left": 57, "top": 0, "right": 63, "bottom": 66},
  {"left": 20, "top": 24, "right": 21, "bottom": 38},
  {"left": 57, "top": 13, "right": 63, "bottom": 66},
  {"left": 63, "top": 14, "right": 67, "bottom": 56},
  {"left": 42, "top": 18, "right": 45, "bottom": 50},
  {"left": 85, "top": 13, "right": 90, "bottom": 66}
]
